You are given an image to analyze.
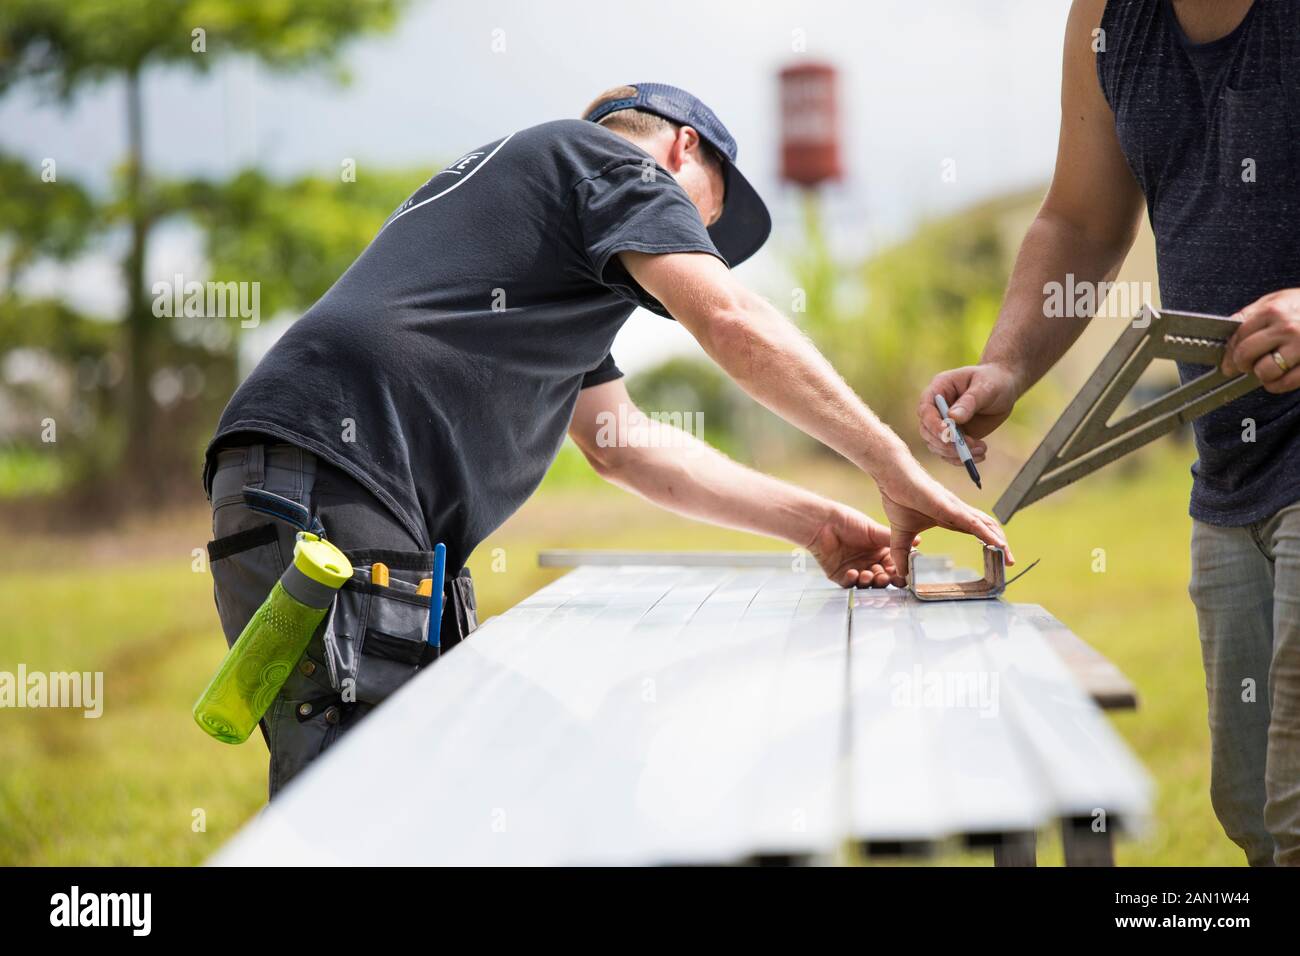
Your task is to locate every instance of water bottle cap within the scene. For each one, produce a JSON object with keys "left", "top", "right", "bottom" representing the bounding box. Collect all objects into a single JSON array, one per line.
[{"left": 292, "top": 533, "right": 353, "bottom": 590}]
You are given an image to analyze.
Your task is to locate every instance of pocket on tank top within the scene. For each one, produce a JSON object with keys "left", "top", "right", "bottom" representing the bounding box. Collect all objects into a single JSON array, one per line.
[{"left": 1216, "top": 84, "right": 1297, "bottom": 192}]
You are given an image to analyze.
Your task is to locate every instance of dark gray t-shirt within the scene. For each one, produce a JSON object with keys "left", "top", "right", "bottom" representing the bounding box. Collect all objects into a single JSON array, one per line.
[
  {"left": 1098, "top": 0, "right": 1300, "bottom": 526},
  {"left": 206, "top": 119, "right": 723, "bottom": 567}
]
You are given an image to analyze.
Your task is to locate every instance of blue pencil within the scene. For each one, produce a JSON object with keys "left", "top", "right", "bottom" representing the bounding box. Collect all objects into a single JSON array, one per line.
[{"left": 427, "top": 542, "right": 446, "bottom": 647}]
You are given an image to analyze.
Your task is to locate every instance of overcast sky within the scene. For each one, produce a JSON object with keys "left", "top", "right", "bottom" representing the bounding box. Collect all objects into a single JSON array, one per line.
[{"left": 3, "top": 0, "right": 1075, "bottom": 374}]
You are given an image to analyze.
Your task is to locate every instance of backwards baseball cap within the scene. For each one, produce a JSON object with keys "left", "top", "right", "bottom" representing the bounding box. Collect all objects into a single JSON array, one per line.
[{"left": 584, "top": 82, "right": 772, "bottom": 268}]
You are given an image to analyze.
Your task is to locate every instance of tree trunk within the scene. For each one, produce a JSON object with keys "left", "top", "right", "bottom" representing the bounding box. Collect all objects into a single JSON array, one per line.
[{"left": 122, "top": 64, "right": 154, "bottom": 478}]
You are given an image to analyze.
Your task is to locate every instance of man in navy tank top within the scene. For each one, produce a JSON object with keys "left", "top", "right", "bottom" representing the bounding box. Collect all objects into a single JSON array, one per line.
[{"left": 918, "top": 0, "right": 1300, "bottom": 865}]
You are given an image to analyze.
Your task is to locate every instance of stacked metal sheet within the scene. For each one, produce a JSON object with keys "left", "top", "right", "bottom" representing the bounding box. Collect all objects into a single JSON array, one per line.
[{"left": 212, "top": 561, "right": 1150, "bottom": 866}]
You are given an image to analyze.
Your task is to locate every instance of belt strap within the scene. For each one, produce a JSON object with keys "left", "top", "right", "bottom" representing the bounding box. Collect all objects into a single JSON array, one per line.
[
  {"left": 242, "top": 443, "right": 265, "bottom": 489},
  {"left": 243, "top": 486, "right": 326, "bottom": 538},
  {"left": 236, "top": 442, "right": 326, "bottom": 537}
]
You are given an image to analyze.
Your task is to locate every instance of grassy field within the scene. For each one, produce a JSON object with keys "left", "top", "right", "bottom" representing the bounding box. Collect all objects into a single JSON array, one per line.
[{"left": 0, "top": 439, "right": 1243, "bottom": 865}]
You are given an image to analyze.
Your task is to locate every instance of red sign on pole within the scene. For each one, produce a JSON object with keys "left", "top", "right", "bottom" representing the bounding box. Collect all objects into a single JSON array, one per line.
[{"left": 779, "top": 63, "right": 843, "bottom": 188}]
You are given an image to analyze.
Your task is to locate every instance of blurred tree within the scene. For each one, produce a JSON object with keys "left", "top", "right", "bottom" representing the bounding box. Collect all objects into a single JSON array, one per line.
[
  {"left": 790, "top": 193, "right": 1020, "bottom": 442},
  {"left": 0, "top": 152, "right": 97, "bottom": 274},
  {"left": 0, "top": 0, "right": 408, "bottom": 493},
  {"left": 175, "top": 168, "right": 428, "bottom": 319}
]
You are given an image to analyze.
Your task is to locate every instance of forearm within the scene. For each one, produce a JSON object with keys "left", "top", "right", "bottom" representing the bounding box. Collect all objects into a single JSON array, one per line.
[
  {"left": 591, "top": 419, "right": 836, "bottom": 549},
  {"left": 982, "top": 208, "right": 1133, "bottom": 395},
  {"left": 699, "top": 290, "right": 910, "bottom": 477}
]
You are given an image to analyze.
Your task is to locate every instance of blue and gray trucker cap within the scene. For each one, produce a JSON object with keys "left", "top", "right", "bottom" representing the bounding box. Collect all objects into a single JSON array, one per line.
[{"left": 584, "top": 82, "right": 772, "bottom": 268}]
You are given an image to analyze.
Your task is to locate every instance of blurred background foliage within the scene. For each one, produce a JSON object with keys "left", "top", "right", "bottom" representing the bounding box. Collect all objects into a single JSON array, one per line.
[
  {"left": 0, "top": 0, "right": 1228, "bottom": 868},
  {"left": 0, "top": 0, "right": 1051, "bottom": 512},
  {"left": 0, "top": 0, "right": 410, "bottom": 506}
]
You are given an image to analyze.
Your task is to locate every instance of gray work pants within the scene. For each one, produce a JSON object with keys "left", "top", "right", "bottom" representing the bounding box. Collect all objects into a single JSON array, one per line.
[
  {"left": 1190, "top": 502, "right": 1300, "bottom": 866},
  {"left": 206, "top": 442, "right": 475, "bottom": 798}
]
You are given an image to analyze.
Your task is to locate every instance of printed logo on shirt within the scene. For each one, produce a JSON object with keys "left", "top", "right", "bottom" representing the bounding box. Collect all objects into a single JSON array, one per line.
[
  {"left": 382, "top": 134, "right": 513, "bottom": 232},
  {"left": 437, "top": 150, "right": 486, "bottom": 178}
]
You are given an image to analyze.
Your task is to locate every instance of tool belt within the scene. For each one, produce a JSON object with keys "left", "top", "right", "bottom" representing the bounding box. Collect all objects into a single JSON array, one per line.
[
  {"left": 211, "top": 451, "right": 477, "bottom": 724},
  {"left": 287, "top": 562, "right": 477, "bottom": 725},
  {"left": 317, "top": 547, "right": 476, "bottom": 715}
]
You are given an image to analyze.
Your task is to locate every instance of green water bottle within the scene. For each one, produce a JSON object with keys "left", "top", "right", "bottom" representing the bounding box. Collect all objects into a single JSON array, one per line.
[{"left": 194, "top": 532, "right": 352, "bottom": 744}]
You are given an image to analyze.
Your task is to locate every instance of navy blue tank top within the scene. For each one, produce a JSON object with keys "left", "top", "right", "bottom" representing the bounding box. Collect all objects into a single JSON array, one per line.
[{"left": 1097, "top": 0, "right": 1300, "bottom": 525}]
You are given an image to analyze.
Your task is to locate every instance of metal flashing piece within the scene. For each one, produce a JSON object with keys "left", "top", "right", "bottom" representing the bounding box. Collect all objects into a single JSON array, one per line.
[
  {"left": 907, "top": 545, "right": 1005, "bottom": 601},
  {"left": 994, "top": 306, "right": 1259, "bottom": 523}
]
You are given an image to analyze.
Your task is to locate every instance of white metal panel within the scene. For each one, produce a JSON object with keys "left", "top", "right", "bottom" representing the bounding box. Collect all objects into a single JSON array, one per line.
[
  {"left": 846, "top": 590, "right": 1053, "bottom": 847},
  {"left": 214, "top": 565, "right": 851, "bottom": 866},
  {"left": 745, "top": 582, "right": 850, "bottom": 857},
  {"left": 213, "top": 559, "right": 1150, "bottom": 866},
  {"left": 975, "top": 603, "right": 1152, "bottom": 829}
]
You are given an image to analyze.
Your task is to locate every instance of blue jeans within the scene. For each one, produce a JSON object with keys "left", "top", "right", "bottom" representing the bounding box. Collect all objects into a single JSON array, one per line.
[{"left": 1190, "top": 502, "right": 1300, "bottom": 866}]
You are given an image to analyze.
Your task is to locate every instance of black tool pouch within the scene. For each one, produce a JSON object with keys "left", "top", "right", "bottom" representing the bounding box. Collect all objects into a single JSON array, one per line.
[
  {"left": 445, "top": 567, "right": 478, "bottom": 653},
  {"left": 322, "top": 550, "right": 477, "bottom": 707}
]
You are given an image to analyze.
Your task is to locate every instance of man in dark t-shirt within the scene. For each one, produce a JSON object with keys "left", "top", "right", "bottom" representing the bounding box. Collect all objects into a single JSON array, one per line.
[
  {"left": 917, "top": 1, "right": 1300, "bottom": 865},
  {"left": 205, "top": 83, "right": 1009, "bottom": 796}
]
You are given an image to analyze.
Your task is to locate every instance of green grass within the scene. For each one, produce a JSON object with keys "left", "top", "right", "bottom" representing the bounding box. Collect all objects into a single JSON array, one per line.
[
  {"left": 0, "top": 555, "right": 265, "bottom": 865},
  {"left": 0, "top": 440, "right": 1243, "bottom": 865},
  {"left": 0, "top": 447, "right": 67, "bottom": 499}
]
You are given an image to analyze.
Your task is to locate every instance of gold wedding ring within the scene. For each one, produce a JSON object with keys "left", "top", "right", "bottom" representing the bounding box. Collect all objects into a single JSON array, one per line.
[{"left": 1272, "top": 350, "right": 1291, "bottom": 374}]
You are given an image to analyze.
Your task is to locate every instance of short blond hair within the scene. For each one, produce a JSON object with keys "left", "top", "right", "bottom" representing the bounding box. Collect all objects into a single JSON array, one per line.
[
  {"left": 582, "top": 85, "right": 724, "bottom": 169},
  {"left": 582, "top": 85, "right": 677, "bottom": 138}
]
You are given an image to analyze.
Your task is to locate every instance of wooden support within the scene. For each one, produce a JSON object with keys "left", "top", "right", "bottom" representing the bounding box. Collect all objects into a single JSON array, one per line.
[
  {"left": 1022, "top": 607, "right": 1139, "bottom": 711},
  {"left": 993, "top": 832, "right": 1038, "bottom": 867},
  {"left": 1061, "top": 816, "right": 1116, "bottom": 867},
  {"left": 991, "top": 822, "right": 1116, "bottom": 867}
]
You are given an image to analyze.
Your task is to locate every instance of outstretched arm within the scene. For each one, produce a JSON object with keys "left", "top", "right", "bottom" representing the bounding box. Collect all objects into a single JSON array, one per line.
[
  {"left": 569, "top": 378, "right": 899, "bottom": 588},
  {"left": 619, "top": 250, "right": 1011, "bottom": 580}
]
